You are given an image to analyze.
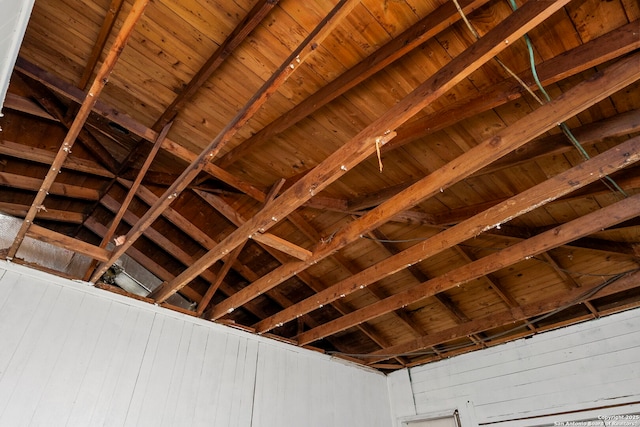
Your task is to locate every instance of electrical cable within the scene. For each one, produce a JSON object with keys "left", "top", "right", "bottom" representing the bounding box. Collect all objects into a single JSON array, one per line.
[
  {"left": 503, "top": 0, "right": 628, "bottom": 198},
  {"left": 451, "top": 0, "right": 628, "bottom": 198}
]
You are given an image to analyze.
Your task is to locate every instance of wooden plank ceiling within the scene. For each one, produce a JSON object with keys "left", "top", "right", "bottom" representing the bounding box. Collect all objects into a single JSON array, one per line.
[{"left": 1, "top": 0, "right": 639, "bottom": 371}]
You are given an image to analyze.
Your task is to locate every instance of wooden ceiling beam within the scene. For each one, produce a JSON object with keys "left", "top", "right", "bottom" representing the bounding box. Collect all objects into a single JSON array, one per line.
[
  {"left": 383, "top": 20, "right": 640, "bottom": 153},
  {"left": 83, "top": 122, "right": 173, "bottom": 280},
  {"left": 77, "top": 0, "right": 126, "bottom": 90},
  {"left": 197, "top": 0, "right": 576, "bottom": 313},
  {"left": 0, "top": 140, "right": 114, "bottom": 178},
  {"left": 18, "top": 75, "right": 120, "bottom": 173},
  {"left": 454, "top": 245, "right": 534, "bottom": 331},
  {"left": 0, "top": 202, "right": 84, "bottom": 224},
  {"left": 218, "top": 50, "right": 639, "bottom": 324},
  {"left": 83, "top": 217, "right": 274, "bottom": 320},
  {"left": 428, "top": 171, "right": 640, "bottom": 228},
  {"left": 91, "top": 0, "right": 360, "bottom": 284},
  {"left": 26, "top": 223, "right": 110, "bottom": 262},
  {"left": 3, "top": 93, "right": 57, "bottom": 121},
  {"left": 297, "top": 192, "right": 640, "bottom": 346},
  {"left": 351, "top": 109, "right": 640, "bottom": 212},
  {"left": 6, "top": 0, "right": 150, "bottom": 260},
  {"left": 195, "top": 178, "right": 284, "bottom": 315},
  {"left": 474, "top": 109, "right": 640, "bottom": 179},
  {"left": 365, "top": 269, "right": 640, "bottom": 364},
  {"left": 116, "top": 179, "right": 266, "bottom": 283},
  {"left": 153, "top": 0, "right": 279, "bottom": 131},
  {"left": 365, "top": 228, "right": 478, "bottom": 346},
  {"left": 193, "top": 189, "right": 409, "bottom": 356},
  {"left": 196, "top": 245, "right": 243, "bottom": 316},
  {"left": 215, "top": 0, "right": 491, "bottom": 168},
  {"left": 298, "top": 220, "right": 429, "bottom": 339},
  {"left": 0, "top": 171, "right": 100, "bottom": 201},
  {"left": 253, "top": 131, "right": 640, "bottom": 334},
  {"left": 14, "top": 58, "right": 268, "bottom": 202},
  {"left": 115, "top": 179, "right": 365, "bottom": 334},
  {"left": 568, "top": 237, "right": 640, "bottom": 259},
  {"left": 194, "top": 190, "right": 311, "bottom": 260}
]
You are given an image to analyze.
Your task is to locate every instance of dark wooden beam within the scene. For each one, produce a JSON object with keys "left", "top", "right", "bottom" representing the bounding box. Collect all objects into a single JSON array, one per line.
[
  {"left": 350, "top": 110, "right": 640, "bottom": 212},
  {"left": 0, "top": 202, "right": 84, "bottom": 224},
  {"left": 14, "top": 58, "right": 268, "bottom": 202},
  {"left": 0, "top": 171, "right": 100, "bottom": 200},
  {"left": 18, "top": 75, "right": 120, "bottom": 172},
  {"left": 3, "top": 92, "right": 57, "bottom": 121},
  {"left": 83, "top": 122, "right": 173, "bottom": 280}
]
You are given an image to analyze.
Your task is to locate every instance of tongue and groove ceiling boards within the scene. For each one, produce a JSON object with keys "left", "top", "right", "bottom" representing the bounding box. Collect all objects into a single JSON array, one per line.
[{"left": 1, "top": 0, "right": 639, "bottom": 371}]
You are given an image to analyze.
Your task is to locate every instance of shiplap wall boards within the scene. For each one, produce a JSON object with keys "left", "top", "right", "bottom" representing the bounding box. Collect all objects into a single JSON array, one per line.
[
  {"left": 2, "top": 259, "right": 640, "bottom": 427},
  {"left": 388, "top": 307, "right": 640, "bottom": 426},
  {"left": 0, "top": 261, "right": 391, "bottom": 427}
]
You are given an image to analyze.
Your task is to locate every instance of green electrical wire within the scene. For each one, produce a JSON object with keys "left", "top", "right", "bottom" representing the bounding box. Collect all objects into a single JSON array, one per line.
[{"left": 505, "top": 0, "right": 628, "bottom": 197}]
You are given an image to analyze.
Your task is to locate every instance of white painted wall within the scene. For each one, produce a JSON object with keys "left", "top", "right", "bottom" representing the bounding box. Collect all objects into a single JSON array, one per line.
[
  {"left": 0, "top": 261, "right": 392, "bottom": 427},
  {"left": 387, "top": 308, "right": 640, "bottom": 426},
  {"left": 0, "top": 0, "right": 34, "bottom": 113}
]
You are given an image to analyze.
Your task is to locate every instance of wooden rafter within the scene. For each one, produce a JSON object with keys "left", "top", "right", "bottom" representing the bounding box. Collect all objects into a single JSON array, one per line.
[
  {"left": 13, "top": 58, "right": 268, "bottom": 202},
  {"left": 152, "top": 0, "right": 571, "bottom": 305},
  {"left": 6, "top": 0, "right": 150, "bottom": 260},
  {"left": 77, "top": 0, "right": 126, "bottom": 90},
  {"left": 252, "top": 131, "right": 640, "bottom": 334},
  {"left": 91, "top": 0, "right": 360, "bottom": 285},
  {"left": 194, "top": 190, "right": 312, "bottom": 260},
  {"left": 382, "top": 20, "right": 640, "bottom": 154},
  {"left": 215, "top": 0, "right": 491, "bottom": 168},
  {"left": 195, "top": 179, "right": 284, "bottom": 316},
  {"left": 26, "top": 224, "right": 110, "bottom": 262},
  {"left": 212, "top": 50, "right": 640, "bottom": 323},
  {"left": 365, "top": 269, "right": 640, "bottom": 364},
  {"left": 82, "top": 122, "right": 173, "bottom": 280},
  {"left": 297, "top": 192, "right": 640, "bottom": 346},
  {"left": 0, "top": 140, "right": 114, "bottom": 178},
  {"left": 0, "top": 203, "right": 84, "bottom": 224},
  {"left": 18, "top": 75, "right": 120, "bottom": 173},
  {"left": 152, "top": 0, "right": 280, "bottom": 131},
  {"left": 349, "top": 109, "right": 640, "bottom": 212},
  {"left": 0, "top": 171, "right": 100, "bottom": 201},
  {"left": 193, "top": 189, "right": 414, "bottom": 360}
]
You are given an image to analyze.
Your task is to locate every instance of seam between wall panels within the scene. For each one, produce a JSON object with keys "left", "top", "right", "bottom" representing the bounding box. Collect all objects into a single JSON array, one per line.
[
  {"left": 249, "top": 342, "right": 260, "bottom": 427},
  {"left": 408, "top": 368, "right": 418, "bottom": 417},
  {"left": 123, "top": 312, "right": 158, "bottom": 425}
]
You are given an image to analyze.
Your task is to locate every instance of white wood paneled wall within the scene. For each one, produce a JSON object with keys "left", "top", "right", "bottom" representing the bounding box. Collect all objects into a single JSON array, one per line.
[
  {"left": 387, "top": 307, "right": 640, "bottom": 426},
  {"left": 0, "top": 261, "right": 391, "bottom": 427},
  {"left": 0, "top": 0, "right": 34, "bottom": 112}
]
